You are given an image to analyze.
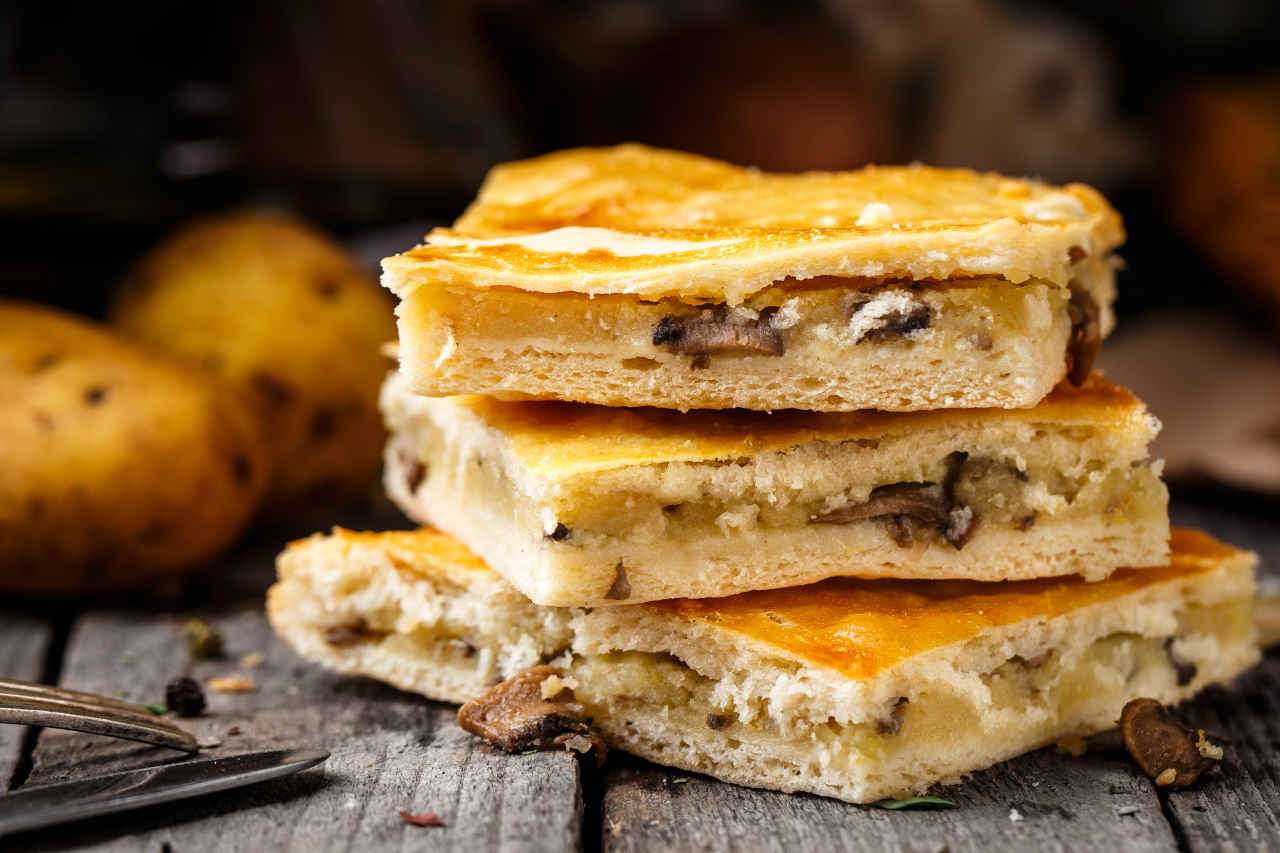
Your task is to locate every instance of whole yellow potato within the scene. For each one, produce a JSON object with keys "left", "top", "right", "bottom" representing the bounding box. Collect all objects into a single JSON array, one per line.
[
  {"left": 0, "top": 302, "right": 270, "bottom": 593},
  {"left": 111, "top": 211, "right": 396, "bottom": 511}
]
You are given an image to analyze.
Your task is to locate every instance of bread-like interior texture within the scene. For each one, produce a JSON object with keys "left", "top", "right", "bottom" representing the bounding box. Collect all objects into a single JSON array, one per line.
[
  {"left": 382, "top": 145, "right": 1121, "bottom": 411},
  {"left": 268, "top": 527, "right": 1258, "bottom": 804},
  {"left": 382, "top": 144, "right": 1123, "bottom": 304},
  {"left": 381, "top": 371, "right": 1169, "bottom": 606},
  {"left": 394, "top": 258, "right": 1114, "bottom": 412}
]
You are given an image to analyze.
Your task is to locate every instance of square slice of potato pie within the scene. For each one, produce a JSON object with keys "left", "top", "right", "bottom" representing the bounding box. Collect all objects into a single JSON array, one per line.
[
  {"left": 382, "top": 371, "right": 1169, "bottom": 607},
  {"left": 268, "top": 527, "right": 1258, "bottom": 804},
  {"left": 382, "top": 145, "right": 1123, "bottom": 411}
]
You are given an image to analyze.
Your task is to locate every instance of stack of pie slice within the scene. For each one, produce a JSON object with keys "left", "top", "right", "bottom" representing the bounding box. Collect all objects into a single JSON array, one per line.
[{"left": 268, "top": 145, "right": 1259, "bottom": 803}]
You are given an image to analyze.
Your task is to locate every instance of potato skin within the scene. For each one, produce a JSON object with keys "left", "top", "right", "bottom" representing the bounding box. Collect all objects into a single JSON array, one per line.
[
  {"left": 111, "top": 211, "right": 395, "bottom": 512},
  {"left": 0, "top": 302, "right": 270, "bottom": 593}
]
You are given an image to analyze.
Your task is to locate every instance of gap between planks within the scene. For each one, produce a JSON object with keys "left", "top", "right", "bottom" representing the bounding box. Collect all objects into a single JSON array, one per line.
[{"left": 1, "top": 610, "right": 58, "bottom": 789}]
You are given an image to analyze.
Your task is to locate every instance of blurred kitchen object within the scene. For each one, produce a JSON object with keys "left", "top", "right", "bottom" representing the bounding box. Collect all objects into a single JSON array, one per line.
[
  {"left": 824, "top": 0, "right": 1139, "bottom": 187},
  {"left": 498, "top": 4, "right": 896, "bottom": 171},
  {"left": 4, "top": 0, "right": 1279, "bottom": 326},
  {"left": 1101, "top": 314, "right": 1280, "bottom": 494},
  {"left": 1160, "top": 77, "right": 1280, "bottom": 331},
  {"left": 237, "top": 0, "right": 527, "bottom": 222}
]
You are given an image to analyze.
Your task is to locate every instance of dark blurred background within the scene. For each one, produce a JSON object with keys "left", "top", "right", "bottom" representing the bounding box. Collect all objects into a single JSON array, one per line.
[{"left": 3, "top": 0, "right": 1280, "bottom": 324}]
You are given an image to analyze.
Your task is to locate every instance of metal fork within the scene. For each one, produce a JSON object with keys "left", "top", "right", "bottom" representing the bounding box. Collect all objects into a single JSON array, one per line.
[{"left": 0, "top": 678, "right": 198, "bottom": 752}]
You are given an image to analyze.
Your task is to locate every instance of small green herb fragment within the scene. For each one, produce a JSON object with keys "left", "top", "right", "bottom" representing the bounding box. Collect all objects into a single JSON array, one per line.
[
  {"left": 182, "top": 618, "right": 224, "bottom": 660},
  {"left": 143, "top": 704, "right": 168, "bottom": 716},
  {"left": 875, "top": 796, "right": 957, "bottom": 810}
]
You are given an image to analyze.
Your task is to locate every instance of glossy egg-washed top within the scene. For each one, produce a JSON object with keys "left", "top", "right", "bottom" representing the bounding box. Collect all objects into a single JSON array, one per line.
[
  {"left": 652, "top": 529, "right": 1249, "bottom": 680},
  {"left": 430, "top": 374, "right": 1152, "bottom": 480},
  {"left": 382, "top": 145, "right": 1124, "bottom": 303},
  {"left": 287, "top": 527, "right": 1250, "bottom": 683}
]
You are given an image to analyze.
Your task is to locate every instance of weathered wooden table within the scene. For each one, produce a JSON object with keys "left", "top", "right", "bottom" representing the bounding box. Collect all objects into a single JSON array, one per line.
[{"left": 2, "top": 496, "right": 1277, "bottom": 852}]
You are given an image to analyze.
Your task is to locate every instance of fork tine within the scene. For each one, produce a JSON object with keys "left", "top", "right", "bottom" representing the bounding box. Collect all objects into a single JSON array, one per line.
[
  {"left": 0, "top": 681, "right": 199, "bottom": 753},
  {"left": 0, "top": 699, "right": 199, "bottom": 753},
  {"left": 0, "top": 686, "right": 168, "bottom": 727},
  {"left": 0, "top": 679, "right": 154, "bottom": 715}
]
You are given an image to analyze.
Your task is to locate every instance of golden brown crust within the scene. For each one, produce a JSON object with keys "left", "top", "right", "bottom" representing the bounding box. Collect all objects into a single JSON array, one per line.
[
  {"left": 281, "top": 526, "right": 490, "bottom": 585},
  {"left": 280, "top": 526, "right": 1249, "bottom": 687},
  {"left": 444, "top": 372, "right": 1148, "bottom": 479},
  {"left": 383, "top": 145, "right": 1124, "bottom": 304},
  {"left": 650, "top": 528, "right": 1248, "bottom": 680}
]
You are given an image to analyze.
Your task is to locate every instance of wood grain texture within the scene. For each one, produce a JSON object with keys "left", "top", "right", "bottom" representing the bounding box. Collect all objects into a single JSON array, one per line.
[
  {"left": 1172, "top": 492, "right": 1280, "bottom": 853},
  {"left": 0, "top": 611, "right": 53, "bottom": 787},
  {"left": 1163, "top": 649, "right": 1280, "bottom": 852},
  {"left": 12, "top": 513, "right": 583, "bottom": 853},
  {"left": 7, "top": 496, "right": 1278, "bottom": 851},
  {"left": 600, "top": 748, "right": 1176, "bottom": 853}
]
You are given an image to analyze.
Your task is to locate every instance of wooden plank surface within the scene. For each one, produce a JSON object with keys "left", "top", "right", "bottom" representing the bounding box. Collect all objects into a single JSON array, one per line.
[
  {"left": 5, "top": 497, "right": 1277, "bottom": 851},
  {"left": 600, "top": 748, "right": 1176, "bottom": 853},
  {"left": 598, "top": 499, "right": 1280, "bottom": 853},
  {"left": 0, "top": 611, "right": 53, "bottom": 787},
  {"left": 1165, "top": 500, "right": 1280, "bottom": 852},
  {"left": 1164, "top": 651, "right": 1280, "bottom": 852},
  {"left": 9, "top": 511, "right": 584, "bottom": 853}
]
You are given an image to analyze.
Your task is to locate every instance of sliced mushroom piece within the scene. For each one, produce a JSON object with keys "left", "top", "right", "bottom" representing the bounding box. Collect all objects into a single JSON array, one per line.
[
  {"left": 943, "top": 505, "right": 979, "bottom": 548},
  {"left": 397, "top": 450, "right": 426, "bottom": 493},
  {"left": 705, "top": 713, "right": 733, "bottom": 730},
  {"left": 940, "top": 451, "right": 968, "bottom": 499},
  {"left": 651, "top": 308, "right": 785, "bottom": 357},
  {"left": 886, "top": 514, "right": 916, "bottom": 548},
  {"left": 812, "top": 452, "right": 981, "bottom": 548},
  {"left": 811, "top": 483, "right": 951, "bottom": 527},
  {"left": 855, "top": 305, "right": 932, "bottom": 344},
  {"left": 1066, "top": 283, "right": 1101, "bottom": 385},
  {"left": 457, "top": 665, "right": 607, "bottom": 764},
  {"left": 605, "top": 562, "right": 631, "bottom": 600},
  {"left": 1119, "top": 698, "right": 1221, "bottom": 787},
  {"left": 321, "top": 618, "right": 385, "bottom": 647},
  {"left": 876, "top": 698, "right": 910, "bottom": 735}
]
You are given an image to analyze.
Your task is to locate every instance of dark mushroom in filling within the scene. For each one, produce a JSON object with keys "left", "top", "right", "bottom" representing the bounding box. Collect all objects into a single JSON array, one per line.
[
  {"left": 706, "top": 713, "right": 733, "bottom": 730},
  {"left": 321, "top": 617, "right": 385, "bottom": 646},
  {"left": 850, "top": 301, "right": 933, "bottom": 344},
  {"left": 605, "top": 562, "right": 631, "bottom": 600},
  {"left": 876, "top": 698, "right": 910, "bottom": 735},
  {"left": 652, "top": 306, "right": 785, "bottom": 359},
  {"left": 1066, "top": 283, "right": 1101, "bottom": 385},
  {"left": 811, "top": 452, "right": 977, "bottom": 548}
]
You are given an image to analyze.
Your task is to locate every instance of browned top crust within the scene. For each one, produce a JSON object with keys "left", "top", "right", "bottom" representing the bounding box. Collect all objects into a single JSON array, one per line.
[
  {"left": 383, "top": 144, "right": 1124, "bottom": 304},
  {"left": 431, "top": 372, "right": 1153, "bottom": 480}
]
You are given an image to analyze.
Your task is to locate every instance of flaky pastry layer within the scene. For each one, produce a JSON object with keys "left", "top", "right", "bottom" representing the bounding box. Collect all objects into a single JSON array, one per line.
[
  {"left": 268, "top": 527, "right": 1258, "bottom": 803},
  {"left": 381, "top": 372, "right": 1169, "bottom": 606},
  {"left": 382, "top": 145, "right": 1124, "bottom": 304},
  {"left": 396, "top": 259, "right": 1116, "bottom": 411}
]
